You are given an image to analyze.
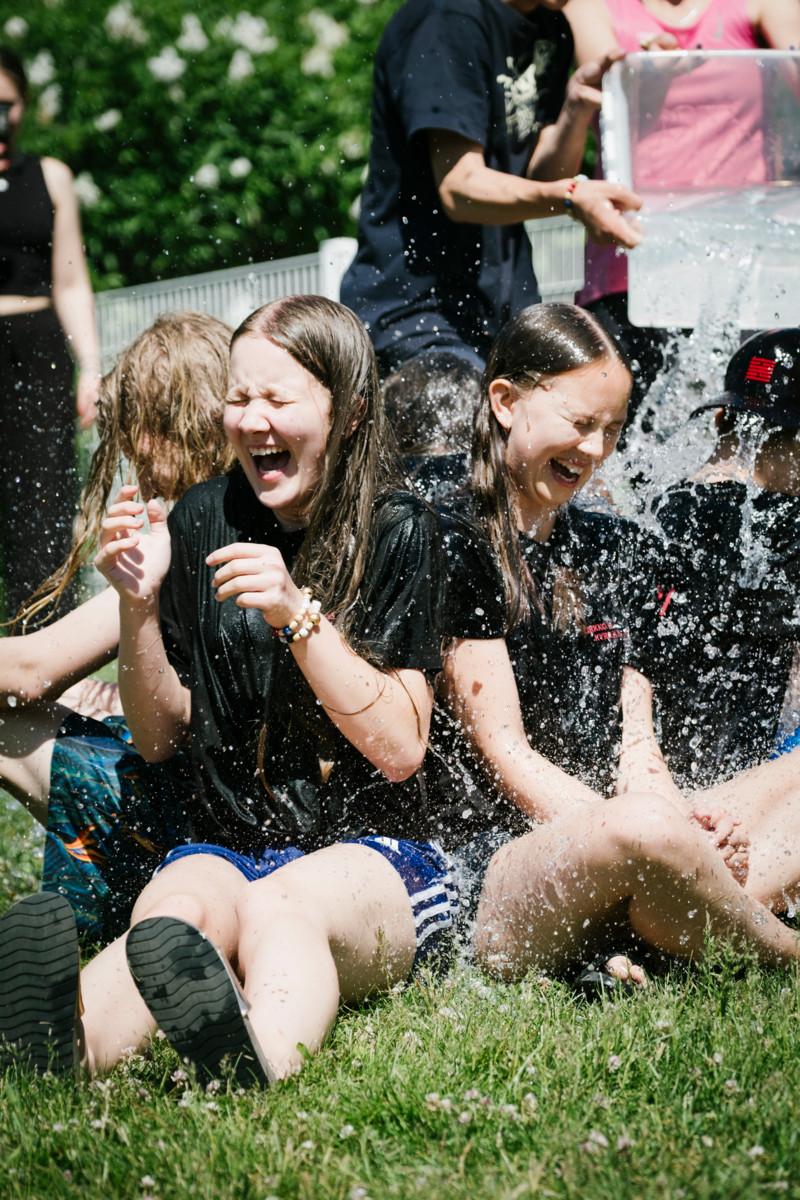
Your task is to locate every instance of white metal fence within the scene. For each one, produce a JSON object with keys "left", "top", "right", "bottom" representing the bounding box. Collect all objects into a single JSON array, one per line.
[{"left": 95, "top": 221, "right": 585, "bottom": 368}]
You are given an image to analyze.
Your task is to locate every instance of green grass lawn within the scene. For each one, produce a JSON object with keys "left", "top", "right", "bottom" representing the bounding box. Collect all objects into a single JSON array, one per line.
[{"left": 2, "top": 796, "right": 799, "bottom": 1200}]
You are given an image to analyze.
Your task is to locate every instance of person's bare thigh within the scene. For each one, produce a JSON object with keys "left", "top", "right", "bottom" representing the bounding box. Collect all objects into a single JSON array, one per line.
[{"left": 242, "top": 844, "right": 417, "bottom": 1001}]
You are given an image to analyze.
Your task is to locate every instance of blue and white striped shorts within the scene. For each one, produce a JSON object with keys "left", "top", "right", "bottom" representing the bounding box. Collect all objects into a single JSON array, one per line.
[
  {"left": 345, "top": 836, "right": 459, "bottom": 969},
  {"left": 157, "top": 836, "right": 459, "bottom": 971}
]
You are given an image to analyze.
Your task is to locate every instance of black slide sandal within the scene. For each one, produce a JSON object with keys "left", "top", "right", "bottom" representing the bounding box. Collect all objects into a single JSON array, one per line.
[
  {"left": 0, "top": 892, "right": 81, "bottom": 1075},
  {"left": 126, "top": 917, "right": 273, "bottom": 1087}
]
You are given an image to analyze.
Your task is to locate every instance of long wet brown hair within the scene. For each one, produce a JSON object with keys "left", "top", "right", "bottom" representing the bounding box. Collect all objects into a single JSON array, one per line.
[
  {"left": 17, "top": 311, "right": 235, "bottom": 627},
  {"left": 231, "top": 295, "right": 399, "bottom": 639},
  {"left": 472, "top": 303, "right": 628, "bottom": 630}
]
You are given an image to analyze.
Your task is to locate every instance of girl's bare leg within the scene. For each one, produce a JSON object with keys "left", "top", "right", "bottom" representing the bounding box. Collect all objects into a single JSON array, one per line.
[
  {"left": 690, "top": 748, "right": 800, "bottom": 910},
  {"left": 235, "top": 844, "right": 417, "bottom": 1080},
  {"left": 475, "top": 793, "right": 800, "bottom": 982},
  {"left": 81, "top": 855, "right": 248, "bottom": 1073}
]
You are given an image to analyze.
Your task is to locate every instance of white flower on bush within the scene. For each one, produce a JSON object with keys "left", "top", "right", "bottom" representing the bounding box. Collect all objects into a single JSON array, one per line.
[
  {"left": 94, "top": 108, "right": 122, "bottom": 132},
  {"left": 228, "top": 49, "right": 253, "bottom": 82},
  {"left": 301, "top": 46, "right": 334, "bottom": 78},
  {"left": 216, "top": 12, "right": 276, "bottom": 55},
  {"left": 168, "top": 84, "right": 184, "bottom": 103},
  {"left": 229, "top": 156, "right": 253, "bottom": 179},
  {"left": 193, "top": 163, "right": 220, "bottom": 189},
  {"left": 3, "top": 17, "right": 28, "bottom": 38},
  {"left": 74, "top": 171, "right": 101, "bottom": 208},
  {"left": 27, "top": 50, "right": 55, "bottom": 87},
  {"left": 306, "top": 11, "right": 348, "bottom": 52},
  {"left": 147, "top": 47, "right": 186, "bottom": 83},
  {"left": 339, "top": 131, "right": 365, "bottom": 161},
  {"left": 177, "top": 14, "right": 208, "bottom": 54},
  {"left": 37, "top": 83, "right": 61, "bottom": 122},
  {"left": 104, "top": 1, "right": 147, "bottom": 45}
]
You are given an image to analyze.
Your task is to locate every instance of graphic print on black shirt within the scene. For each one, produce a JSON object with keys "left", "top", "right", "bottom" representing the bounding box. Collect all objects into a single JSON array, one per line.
[
  {"left": 159, "top": 468, "right": 443, "bottom": 853},
  {"left": 428, "top": 501, "right": 678, "bottom": 838},
  {"left": 652, "top": 479, "right": 800, "bottom": 787},
  {"left": 340, "top": 0, "right": 573, "bottom": 367}
]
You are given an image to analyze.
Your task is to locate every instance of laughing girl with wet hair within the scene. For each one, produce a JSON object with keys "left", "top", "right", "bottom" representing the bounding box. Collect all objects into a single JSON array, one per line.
[
  {"left": 436, "top": 302, "right": 800, "bottom": 987},
  {"left": 0, "top": 296, "right": 457, "bottom": 1086}
]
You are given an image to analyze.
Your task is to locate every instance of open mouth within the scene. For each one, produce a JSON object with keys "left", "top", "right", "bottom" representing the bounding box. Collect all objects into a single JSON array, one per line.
[
  {"left": 549, "top": 458, "right": 583, "bottom": 486},
  {"left": 252, "top": 448, "right": 291, "bottom": 477}
]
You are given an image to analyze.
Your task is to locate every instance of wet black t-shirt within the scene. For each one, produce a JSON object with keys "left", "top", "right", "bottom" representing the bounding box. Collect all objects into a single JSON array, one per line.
[
  {"left": 652, "top": 480, "right": 800, "bottom": 787},
  {"left": 427, "top": 502, "right": 679, "bottom": 841},
  {"left": 340, "top": 0, "right": 573, "bottom": 367},
  {"left": 159, "top": 469, "right": 443, "bottom": 853}
]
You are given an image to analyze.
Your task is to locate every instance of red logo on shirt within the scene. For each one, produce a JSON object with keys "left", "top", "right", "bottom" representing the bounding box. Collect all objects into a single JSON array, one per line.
[
  {"left": 745, "top": 356, "right": 776, "bottom": 383},
  {"left": 585, "top": 622, "right": 627, "bottom": 642},
  {"left": 657, "top": 586, "right": 675, "bottom": 617}
]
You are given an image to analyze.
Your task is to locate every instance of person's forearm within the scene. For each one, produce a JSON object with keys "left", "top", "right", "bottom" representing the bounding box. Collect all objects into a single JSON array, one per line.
[
  {"left": 117, "top": 598, "right": 190, "bottom": 761},
  {"left": 289, "top": 617, "right": 430, "bottom": 782},
  {"left": 527, "top": 101, "right": 595, "bottom": 181},
  {"left": 0, "top": 588, "right": 119, "bottom": 707},
  {"left": 477, "top": 725, "right": 599, "bottom": 822},
  {"left": 52, "top": 280, "right": 100, "bottom": 374},
  {"left": 438, "top": 162, "right": 573, "bottom": 226}
]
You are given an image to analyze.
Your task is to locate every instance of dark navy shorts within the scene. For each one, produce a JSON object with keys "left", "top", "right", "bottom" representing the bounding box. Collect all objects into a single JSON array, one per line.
[{"left": 157, "top": 835, "right": 459, "bottom": 970}]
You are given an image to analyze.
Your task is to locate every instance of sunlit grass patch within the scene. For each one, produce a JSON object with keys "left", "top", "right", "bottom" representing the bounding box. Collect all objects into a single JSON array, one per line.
[{"left": 2, "top": 806, "right": 800, "bottom": 1198}]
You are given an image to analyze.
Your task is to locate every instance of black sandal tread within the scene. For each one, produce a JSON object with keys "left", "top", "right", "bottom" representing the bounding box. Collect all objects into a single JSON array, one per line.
[
  {"left": 126, "top": 917, "right": 271, "bottom": 1087},
  {"left": 0, "top": 892, "right": 80, "bottom": 1075}
]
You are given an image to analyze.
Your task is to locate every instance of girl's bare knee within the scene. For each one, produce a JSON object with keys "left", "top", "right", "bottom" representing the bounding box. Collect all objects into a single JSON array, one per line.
[
  {"left": 131, "top": 890, "right": 208, "bottom": 931},
  {"left": 605, "top": 793, "right": 697, "bottom": 867}
]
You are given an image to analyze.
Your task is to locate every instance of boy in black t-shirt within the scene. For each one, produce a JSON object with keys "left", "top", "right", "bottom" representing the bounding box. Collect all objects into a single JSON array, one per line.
[
  {"left": 652, "top": 328, "right": 800, "bottom": 790},
  {"left": 341, "top": 0, "right": 641, "bottom": 374}
]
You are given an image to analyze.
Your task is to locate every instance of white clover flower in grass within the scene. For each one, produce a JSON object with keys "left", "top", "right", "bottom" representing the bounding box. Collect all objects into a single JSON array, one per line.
[
  {"left": 193, "top": 163, "right": 220, "bottom": 189},
  {"left": 301, "top": 46, "right": 334, "bottom": 78},
  {"left": 27, "top": 50, "right": 55, "bottom": 87},
  {"left": 37, "top": 83, "right": 62, "bottom": 123},
  {"left": 177, "top": 14, "right": 208, "bottom": 54},
  {"left": 3, "top": 17, "right": 28, "bottom": 38},
  {"left": 229, "top": 156, "right": 253, "bottom": 179},
  {"left": 306, "top": 11, "right": 348, "bottom": 52},
  {"left": 74, "top": 171, "right": 101, "bottom": 207},
  {"left": 104, "top": 1, "right": 147, "bottom": 45},
  {"left": 94, "top": 108, "right": 121, "bottom": 132},
  {"left": 147, "top": 46, "right": 186, "bottom": 83},
  {"left": 228, "top": 49, "right": 254, "bottom": 82}
]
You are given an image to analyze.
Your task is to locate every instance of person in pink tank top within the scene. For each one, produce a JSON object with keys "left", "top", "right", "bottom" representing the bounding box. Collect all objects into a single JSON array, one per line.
[{"left": 566, "top": 0, "right": 800, "bottom": 422}]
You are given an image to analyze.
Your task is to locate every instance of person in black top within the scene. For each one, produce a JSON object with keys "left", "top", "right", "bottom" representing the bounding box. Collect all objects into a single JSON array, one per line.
[
  {"left": 3, "top": 298, "right": 459, "bottom": 1084},
  {"left": 340, "top": 0, "right": 641, "bottom": 376},
  {"left": 383, "top": 349, "right": 479, "bottom": 504},
  {"left": 439, "top": 303, "right": 800, "bottom": 983},
  {"left": 0, "top": 48, "right": 100, "bottom": 620},
  {"left": 648, "top": 328, "right": 800, "bottom": 914}
]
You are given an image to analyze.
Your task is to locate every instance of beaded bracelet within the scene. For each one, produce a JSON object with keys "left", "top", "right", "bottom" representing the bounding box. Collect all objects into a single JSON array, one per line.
[
  {"left": 273, "top": 587, "right": 322, "bottom": 644},
  {"left": 564, "top": 173, "right": 588, "bottom": 219}
]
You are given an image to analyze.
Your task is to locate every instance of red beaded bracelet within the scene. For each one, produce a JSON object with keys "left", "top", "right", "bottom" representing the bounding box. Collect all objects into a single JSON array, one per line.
[{"left": 564, "top": 173, "right": 588, "bottom": 217}]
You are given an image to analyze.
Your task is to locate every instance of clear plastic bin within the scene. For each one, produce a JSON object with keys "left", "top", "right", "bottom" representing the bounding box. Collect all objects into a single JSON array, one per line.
[{"left": 602, "top": 51, "right": 800, "bottom": 328}]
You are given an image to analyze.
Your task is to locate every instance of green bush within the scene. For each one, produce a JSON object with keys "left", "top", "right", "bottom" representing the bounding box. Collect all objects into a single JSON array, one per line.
[{"left": 4, "top": 0, "right": 401, "bottom": 289}]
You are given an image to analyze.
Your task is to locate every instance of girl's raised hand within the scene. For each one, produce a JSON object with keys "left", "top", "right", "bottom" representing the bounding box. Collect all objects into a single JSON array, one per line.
[
  {"left": 207, "top": 543, "right": 306, "bottom": 629},
  {"left": 94, "top": 484, "right": 172, "bottom": 604}
]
